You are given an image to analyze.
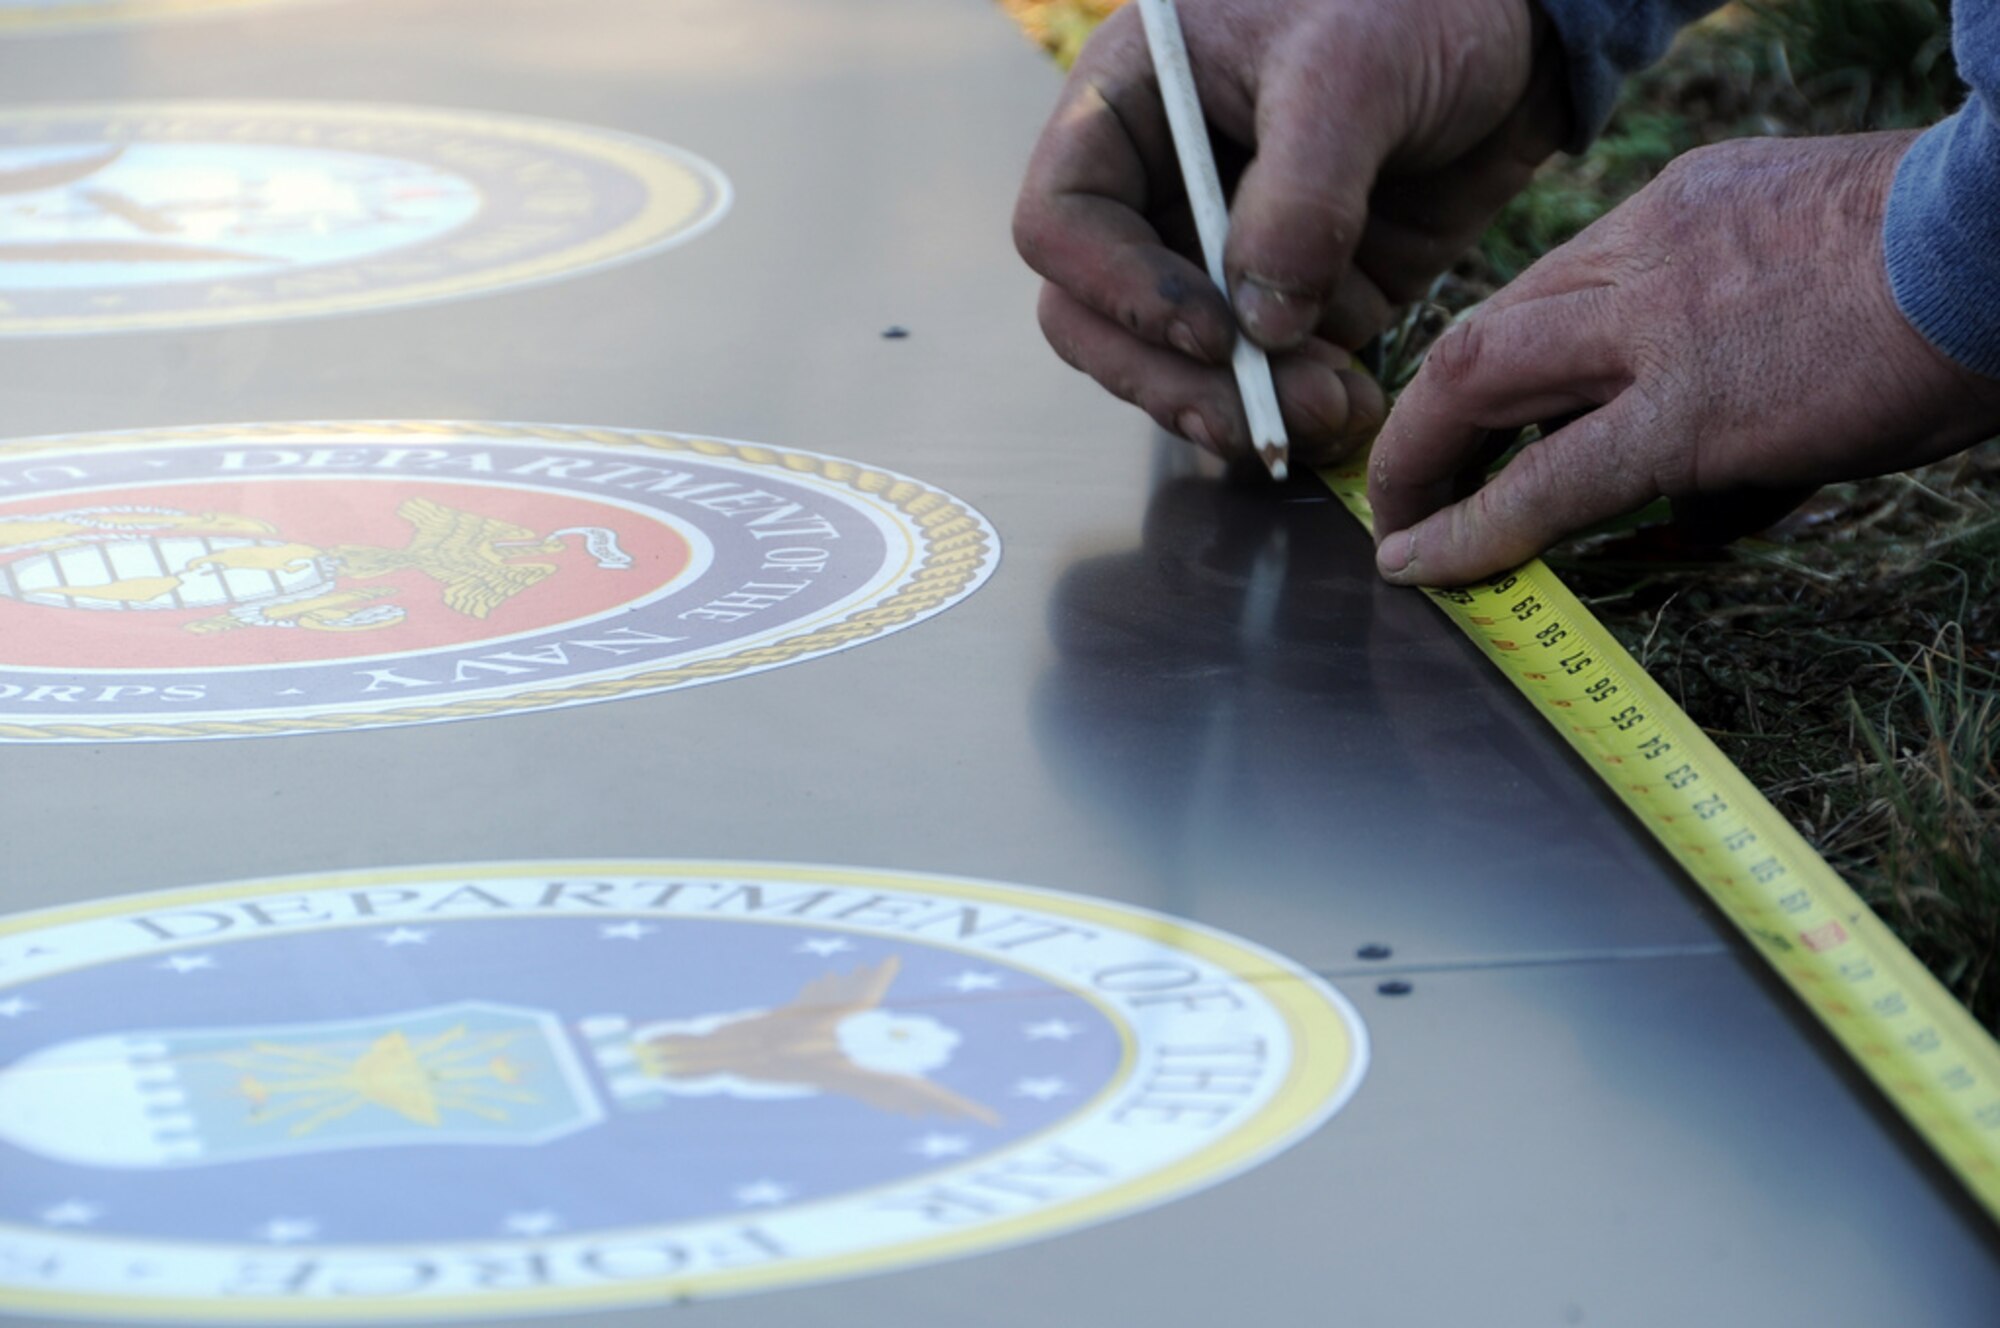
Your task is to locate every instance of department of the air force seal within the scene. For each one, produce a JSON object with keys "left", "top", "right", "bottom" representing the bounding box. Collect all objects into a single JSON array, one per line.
[
  {"left": 0, "top": 0, "right": 314, "bottom": 34},
  {"left": 0, "top": 421, "right": 996, "bottom": 741},
  {"left": 0, "top": 102, "right": 727, "bottom": 333},
  {"left": 0, "top": 862, "right": 1368, "bottom": 1321}
]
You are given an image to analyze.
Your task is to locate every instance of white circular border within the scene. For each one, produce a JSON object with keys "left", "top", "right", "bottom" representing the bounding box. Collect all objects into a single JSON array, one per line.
[
  {"left": 0, "top": 421, "right": 1000, "bottom": 742},
  {"left": 0, "top": 861, "right": 1369, "bottom": 1321},
  {"left": 0, "top": 103, "right": 733, "bottom": 335},
  {"left": 0, "top": 0, "right": 333, "bottom": 37}
]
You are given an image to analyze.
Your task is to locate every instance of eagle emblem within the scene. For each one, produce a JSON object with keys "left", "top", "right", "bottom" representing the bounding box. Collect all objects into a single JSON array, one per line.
[
  {"left": 0, "top": 499, "right": 631, "bottom": 633},
  {"left": 629, "top": 958, "right": 1001, "bottom": 1125}
]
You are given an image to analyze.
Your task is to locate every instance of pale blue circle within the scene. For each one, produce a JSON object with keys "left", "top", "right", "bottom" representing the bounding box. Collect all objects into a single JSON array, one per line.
[{"left": 0, "top": 141, "right": 482, "bottom": 290}]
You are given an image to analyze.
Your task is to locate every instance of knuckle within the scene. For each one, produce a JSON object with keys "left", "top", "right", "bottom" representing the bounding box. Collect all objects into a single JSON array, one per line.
[
  {"left": 1500, "top": 438, "right": 1561, "bottom": 513},
  {"left": 1035, "top": 288, "right": 1092, "bottom": 374},
  {"left": 1085, "top": 2, "right": 1141, "bottom": 50},
  {"left": 1313, "top": 195, "right": 1371, "bottom": 262},
  {"left": 1128, "top": 376, "right": 1180, "bottom": 424},
  {"left": 1156, "top": 385, "right": 1240, "bottom": 448},
  {"left": 1654, "top": 143, "right": 1722, "bottom": 191},
  {"left": 1423, "top": 319, "right": 1490, "bottom": 390},
  {"left": 1099, "top": 363, "right": 1146, "bottom": 407},
  {"left": 1138, "top": 386, "right": 1200, "bottom": 440},
  {"left": 1276, "top": 198, "right": 1369, "bottom": 281},
  {"left": 1231, "top": 195, "right": 1362, "bottom": 294},
  {"left": 1104, "top": 351, "right": 1176, "bottom": 414},
  {"left": 1623, "top": 383, "right": 1698, "bottom": 495},
  {"left": 1158, "top": 401, "right": 1207, "bottom": 441},
  {"left": 1122, "top": 382, "right": 1181, "bottom": 436},
  {"left": 1059, "top": 5, "right": 1141, "bottom": 80},
  {"left": 1288, "top": 374, "right": 1344, "bottom": 439},
  {"left": 1039, "top": 326, "right": 1090, "bottom": 378},
  {"left": 1143, "top": 403, "right": 1184, "bottom": 437},
  {"left": 1462, "top": 444, "right": 1556, "bottom": 559},
  {"left": 1674, "top": 140, "right": 1735, "bottom": 172},
  {"left": 1011, "top": 201, "right": 1051, "bottom": 270},
  {"left": 1625, "top": 338, "right": 1683, "bottom": 400},
  {"left": 1013, "top": 201, "right": 1088, "bottom": 283},
  {"left": 1648, "top": 141, "right": 1745, "bottom": 214},
  {"left": 1462, "top": 484, "right": 1508, "bottom": 550}
]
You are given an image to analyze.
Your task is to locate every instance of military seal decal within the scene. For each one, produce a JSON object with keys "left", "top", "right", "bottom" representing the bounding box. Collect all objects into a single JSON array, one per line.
[
  {"left": 0, "top": 421, "right": 997, "bottom": 741},
  {"left": 0, "top": 862, "right": 1366, "bottom": 1321},
  {"left": 0, "top": 102, "right": 728, "bottom": 333}
]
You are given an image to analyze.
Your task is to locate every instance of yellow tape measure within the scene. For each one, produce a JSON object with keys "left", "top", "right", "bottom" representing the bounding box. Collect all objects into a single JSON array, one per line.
[{"left": 1318, "top": 457, "right": 2000, "bottom": 1222}]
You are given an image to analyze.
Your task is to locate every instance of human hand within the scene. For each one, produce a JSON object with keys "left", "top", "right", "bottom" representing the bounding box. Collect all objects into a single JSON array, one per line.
[
  {"left": 1369, "top": 132, "right": 2000, "bottom": 586},
  {"left": 1013, "top": 0, "right": 1572, "bottom": 469}
]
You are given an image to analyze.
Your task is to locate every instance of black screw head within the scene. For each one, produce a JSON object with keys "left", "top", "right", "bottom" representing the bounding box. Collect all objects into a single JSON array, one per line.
[
  {"left": 1376, "top": 980, "right": 1413, "bottom": 997},
  {"left": 1356, "top": 943, "right": 1392, "bottom": 961},
  {"left": 882, "top": 325, "right": 910, "bottom": 339}
]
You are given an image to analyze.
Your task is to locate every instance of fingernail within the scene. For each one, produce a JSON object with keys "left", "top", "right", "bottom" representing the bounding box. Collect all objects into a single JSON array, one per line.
[
  {"left": 1167, "top": 319, "right": 1204, "bottom": 361},
  {"left": 1234, "top": 276, "right": 1318, "bottom": 349},
  {"left": 1176, "top": 409, "right": 1216, "bottom": 454},
  {"left": 1376, "top": 529, "right": 1414, "bottom": 579}
]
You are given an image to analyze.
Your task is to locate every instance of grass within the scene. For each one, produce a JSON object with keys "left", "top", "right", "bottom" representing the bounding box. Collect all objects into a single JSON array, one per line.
[
  {"left": 1552, "top": 449, "right": 2000, "bottom": 1030},
  {"left": 1003, "top": 0, "right": 2000, "bottom": 1032},
  {"left": 1474, "top": 0, "right": 1960, "bottom": 287},
  {"left": 1853, "top": 630, "right": 1999, "bottom": 1006}
]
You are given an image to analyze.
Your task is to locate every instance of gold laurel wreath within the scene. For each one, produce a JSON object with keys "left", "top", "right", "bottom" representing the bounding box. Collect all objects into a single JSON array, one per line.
[{"left": 0, "top": 422, "right": 996, "bottom": 742}]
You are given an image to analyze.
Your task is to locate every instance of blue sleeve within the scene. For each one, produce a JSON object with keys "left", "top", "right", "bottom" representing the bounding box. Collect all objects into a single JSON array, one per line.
[
  {"left": 1532, "top": 0, "right": 1727, "bottom": 150},
  {"left": 1885, "top": 5, "right": 2000, "bottom": 380}
]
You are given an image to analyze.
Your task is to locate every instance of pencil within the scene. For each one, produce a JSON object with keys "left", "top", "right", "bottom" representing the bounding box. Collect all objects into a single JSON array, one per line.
[{"left": 1134, "top": 0, "right": 1290, "bottom": 482}]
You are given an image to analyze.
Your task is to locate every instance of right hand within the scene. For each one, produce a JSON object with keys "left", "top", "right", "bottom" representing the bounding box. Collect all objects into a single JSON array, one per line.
[{"left": 1013, "top": 0, "right": 1572, "bottom": 469}]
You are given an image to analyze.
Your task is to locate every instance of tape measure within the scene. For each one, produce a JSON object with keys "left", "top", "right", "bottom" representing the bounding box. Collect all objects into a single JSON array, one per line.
[{"left": 1317, "top": 456, "right": 2000, "bottom": 1223}]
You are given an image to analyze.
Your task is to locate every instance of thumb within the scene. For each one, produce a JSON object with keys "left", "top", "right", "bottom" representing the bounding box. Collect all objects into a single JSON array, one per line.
[{"left": 1223, "top": 59, "right": 1398, "bottom": 351}]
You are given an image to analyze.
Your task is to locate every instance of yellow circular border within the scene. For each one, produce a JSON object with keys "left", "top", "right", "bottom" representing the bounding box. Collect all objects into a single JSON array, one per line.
[
  {"left": 0, "top": 421, "right": 996, "bottom": 742},
  {"left": 0, "top": 102, "right": 727, "bottom": 333},
  {"left": 0, "top": 0, "right": 319, "bottom": 34},
  {"left": 0, "top": 861, "right": 1366, "bottom": 1322}
]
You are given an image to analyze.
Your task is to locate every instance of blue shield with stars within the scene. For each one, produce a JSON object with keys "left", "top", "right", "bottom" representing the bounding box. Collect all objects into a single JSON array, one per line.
[{"left": 0, "top": 914, "right": 1123, "bottom": 1245}]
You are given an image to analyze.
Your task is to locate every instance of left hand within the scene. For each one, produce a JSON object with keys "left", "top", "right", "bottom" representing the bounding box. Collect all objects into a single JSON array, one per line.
[{"left": 1368, "top": 131, "right": 2000, "bottom": 586}]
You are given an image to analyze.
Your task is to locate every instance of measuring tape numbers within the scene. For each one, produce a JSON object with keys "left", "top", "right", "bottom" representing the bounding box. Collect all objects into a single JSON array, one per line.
[{"left": 1318, "top": 457, "right": 2000, "bottom": 1223}]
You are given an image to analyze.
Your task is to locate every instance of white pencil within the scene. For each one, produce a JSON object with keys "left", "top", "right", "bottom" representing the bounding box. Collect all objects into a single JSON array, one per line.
[{"left": 1135, "top": 0, "right": 1290, "bottom": 482}]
